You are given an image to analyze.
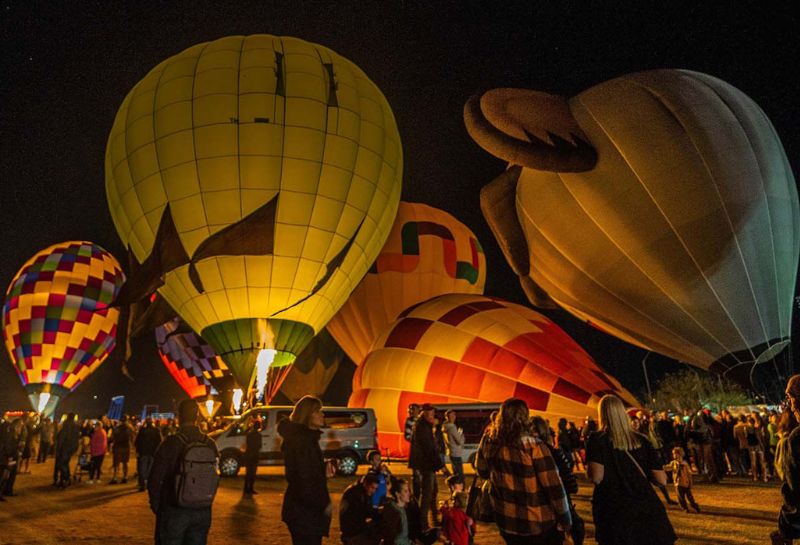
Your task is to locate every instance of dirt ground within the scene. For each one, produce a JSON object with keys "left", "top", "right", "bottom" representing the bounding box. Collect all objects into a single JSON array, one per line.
[{"left": 0, "top": 458, "right": 784, "bottom": 545}]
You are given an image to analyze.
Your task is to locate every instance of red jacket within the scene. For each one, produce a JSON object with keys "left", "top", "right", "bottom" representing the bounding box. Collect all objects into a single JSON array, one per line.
[{"left": 442, "top": 506, "right": 472, "bottom": 545}]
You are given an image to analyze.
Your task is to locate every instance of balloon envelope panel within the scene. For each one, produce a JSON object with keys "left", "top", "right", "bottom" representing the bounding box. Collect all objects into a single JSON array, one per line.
[
  {"left": 105, "top": 35, "right": 402, "bottom": 384},
  {"left": 3, "top": 241, "right": 124, "bottom": 400},
  {"left": 473, "top": 70, "right": 799, "bottom": 371},
  {"left": 328, "top": 202, "right": 486, "bottom": 364},
  {"left": 155, "top": 318, "right": 218, "bottom": 399},
  {"left": 349, "top": 293, "right": 636, "bottom": 457}
]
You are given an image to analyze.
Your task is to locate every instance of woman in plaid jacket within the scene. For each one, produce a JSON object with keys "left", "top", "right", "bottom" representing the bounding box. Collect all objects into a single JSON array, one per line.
[{"left": 476, "top": 398, "right": 571, "bottom": 545}]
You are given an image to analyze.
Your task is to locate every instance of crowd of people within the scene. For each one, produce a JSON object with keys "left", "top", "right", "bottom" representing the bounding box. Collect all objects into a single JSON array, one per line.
[{"left": 4, "top": 384, "right": 800, "bottom": 545}]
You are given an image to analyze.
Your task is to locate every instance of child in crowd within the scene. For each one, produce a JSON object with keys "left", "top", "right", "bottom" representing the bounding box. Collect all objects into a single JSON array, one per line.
[
  {"left": 365, "top": 450, "right": 391, "bottom": 507},
  {"left": 441, "top": 491, "right": 474, "bottom": 545},
  {"left": 666, "top": 446, "right": 700, "bottom": 513}
]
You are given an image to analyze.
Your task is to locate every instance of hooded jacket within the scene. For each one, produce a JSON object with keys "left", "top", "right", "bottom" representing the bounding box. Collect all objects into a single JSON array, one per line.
[{"left": 278, "top": 418, "right": 331, "bottom": 537}]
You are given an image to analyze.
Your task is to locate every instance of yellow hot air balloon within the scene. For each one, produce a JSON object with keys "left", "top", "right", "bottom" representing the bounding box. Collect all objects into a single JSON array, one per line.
[
  {"left": 328, "top": 201, "right": 486, "bottom": 364},
  {"left": 465, "top": 69, "right": 799, "bottom": 373},
  {"left": 2, "top": 241, "right": 124, "bottom": 415},
  {"left": 105, "top": 35, "right": 402, "bottom": 395},
  {"left": 349, "top": 293, "right": 637, "bottom": 457}
]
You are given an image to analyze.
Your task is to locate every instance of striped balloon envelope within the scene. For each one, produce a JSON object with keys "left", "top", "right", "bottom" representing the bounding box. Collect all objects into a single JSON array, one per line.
[
  {"left": 155, "top": 318, "right": 231, "bottom": 393},
  {"left": 349, "top": 293, "right": 637, "bottom": 457},
  {"left": 328, "top": 202, "right": 486, "bottom": 365},
  {"left": 2, "top": 241, "right": 125, "bottom": 415}
]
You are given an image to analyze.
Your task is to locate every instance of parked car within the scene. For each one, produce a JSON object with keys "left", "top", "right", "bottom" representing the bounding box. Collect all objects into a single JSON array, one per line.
[{"left": 211, "top": 405, "right": 378, "bottom": 477}]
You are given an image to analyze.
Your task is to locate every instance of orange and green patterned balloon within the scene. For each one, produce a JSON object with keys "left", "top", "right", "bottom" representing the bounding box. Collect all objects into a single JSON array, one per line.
[{"left": 2, "top": 241, "right": 125, "bottom": 415}]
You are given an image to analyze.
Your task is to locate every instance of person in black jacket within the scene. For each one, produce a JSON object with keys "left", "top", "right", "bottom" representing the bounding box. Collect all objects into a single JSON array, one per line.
[
  {"left": 135, "top": 417, "right": 163, "bottom": 492},
  {"left": 339, "top": 474, "right": 380, "bottom": 544},
  {"left": 243, "top": 419, "right": 262, "bottom": 495},
  {"left": 147, "top": 399, "right": 219, "bottom": 545},
  {"left": 54, "top": 413, "right": 79, "bottom": 488},
  {"left": 279, "top": 395, "right": 335, "bottom": 545},
  {"left": 408, "top": 403, "right": 443, "bottom": 531}
]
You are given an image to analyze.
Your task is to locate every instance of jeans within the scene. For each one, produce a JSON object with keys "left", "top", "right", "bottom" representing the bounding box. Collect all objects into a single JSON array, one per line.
[
  {"left": 419, "top": 470, "right": 437, "bottom": 530},
  {"left": 155, "top": 503, "right": 212, "bottom": 545},
  {"left": 89, "top": 455, "right": 104, "bottom": 480},
  {"left": 138, "top": 455, "right": 154, "bottom": 489},
  {"left": 449, "top": 456, "right": 464, "bottom": 480}
]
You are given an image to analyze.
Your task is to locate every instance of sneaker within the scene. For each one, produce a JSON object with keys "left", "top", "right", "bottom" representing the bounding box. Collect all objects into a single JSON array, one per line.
[
  {"left": 109, "top": 479, "right": 118, "bottom": 485},
  {"left": 121, "top": 478, "right": 128, "bottom": 484},
  {"left": 694, "top": 505, "right": 701, "bottom": 513}
]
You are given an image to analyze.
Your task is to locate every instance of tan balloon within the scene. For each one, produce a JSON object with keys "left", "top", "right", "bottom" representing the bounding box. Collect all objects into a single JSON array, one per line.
[{"left": 465, "top": 70, "right": 799, "bottom": 372}]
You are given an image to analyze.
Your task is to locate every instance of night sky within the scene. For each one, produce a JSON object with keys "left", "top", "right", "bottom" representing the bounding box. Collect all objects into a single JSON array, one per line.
[{"left": 1, "top": 1, "right": 799, "bottom": 415}]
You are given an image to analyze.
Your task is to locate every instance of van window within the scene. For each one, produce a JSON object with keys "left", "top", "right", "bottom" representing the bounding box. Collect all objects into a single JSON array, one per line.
[
  {"left": 229, "top": 411, "right": 267, "bottom": 436},
  {"left": 323, "top": 410, "right": 368, "bottom": 429},
  {"left": 446, "top": 409, "right": 494, "bottom": 444}
]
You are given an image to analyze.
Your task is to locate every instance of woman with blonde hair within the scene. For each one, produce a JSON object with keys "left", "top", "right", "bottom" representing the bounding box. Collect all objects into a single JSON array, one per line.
[
  {"left": 476, "top": 398, "right": 571, "bottom": 545},
  {"left": 278, "top": 395, "right": 335, "bottom": 545},
  {"left": 586, "top": 394, "right": 676, "bottom": 545}
]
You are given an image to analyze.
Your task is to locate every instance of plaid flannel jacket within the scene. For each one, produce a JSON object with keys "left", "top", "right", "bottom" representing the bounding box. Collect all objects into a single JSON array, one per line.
[{"left": 476, "top": 433, "right": 571, "bottom": 535}]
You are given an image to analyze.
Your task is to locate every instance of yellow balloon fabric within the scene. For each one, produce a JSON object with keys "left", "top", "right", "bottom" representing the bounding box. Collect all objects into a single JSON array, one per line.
[
  {"left": 468, "top": 70, "right": 799, "bottom": 371},
  {"left": 349, "top": 293, "right": 637, "bottom": 457},
  {"left": 328, "top": 202, "right": 486, "bottom": 364},
  {"left": 105, "top": 35, "right": 402, "bottom": 389},
  {"left": 2, "top": 241, "right": 124, "bottom": 414}
]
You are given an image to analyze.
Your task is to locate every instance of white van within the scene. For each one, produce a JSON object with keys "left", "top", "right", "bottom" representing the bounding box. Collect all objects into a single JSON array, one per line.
[
  {"left": 211, "top": 405, "right": 378, "bottom": 477},
  {"left": 431, "top": 403, "right": 499, "bottom": 466}
]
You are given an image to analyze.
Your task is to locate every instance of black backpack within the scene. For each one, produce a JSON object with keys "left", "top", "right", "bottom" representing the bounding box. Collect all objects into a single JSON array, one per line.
[{"left": 173, "top": 434, "right": 219, "bottom": 509}]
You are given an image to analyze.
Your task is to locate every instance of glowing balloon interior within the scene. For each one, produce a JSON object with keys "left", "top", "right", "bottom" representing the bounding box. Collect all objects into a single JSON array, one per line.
[
  {"left": 328, "top": 201, "right": 486, "bottom": 364},
  {"left": 349, "top": 293, "right": 638, "bottom": 457},
  {"left": 3, "top": 241, "right": 124, "bottom": 414},
  {"left": 105, "top": 34, "right": 403, "bottom": 393},
  {"left": 466, "top": 70, "right": 799, "bottom": 372}
]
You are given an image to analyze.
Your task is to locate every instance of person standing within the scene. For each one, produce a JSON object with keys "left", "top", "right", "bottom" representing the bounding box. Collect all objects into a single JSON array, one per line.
[
  {"left": 148, "top": 399, "right": 219, "bottom": 545},
  {"left": 54, "top": 413, "right": 79, "bottom": 488},
  {"left": 38, "top": 416, "right": 54, "bottom": 463},
  {"left": 135, "top": 417, "right": 163, "bottom": 492},
  {"left": 0, "top": 419, "right": 23, "bottom": 501},
  {"left": 476, "top": 398, "right": 571, "bottom": 545},
  {"left": 586, "top": 395, "right": 676, "bottom": 545},
  {"left": 279, "top": 395, "right": 335, "bottom": 545},
  {"left": 404, "top": 404, "right": 421, "bottom": 498},
  {"left": 88, "top": 420, "right": 107, "bottom": 484},
  {"left": 409, "top": 403, "right": 444, "bottom": 530},
  {"left": 773, "top": 375, "right": 800, "bottom": 544},
  {"left": 532, "top": 416, "right": 583, "bottom": 545},
  {"left": 243, "top": 419, "right": 262, "bottom": 495},
  {"left": 665, "top": 447, "right": 700, "bottom": 513},
  {"left": 443, "top": 410, "right": 465, "bottom": 480},
  {"left": 109, "top": 415, "right": 134, "bottom": 484}
]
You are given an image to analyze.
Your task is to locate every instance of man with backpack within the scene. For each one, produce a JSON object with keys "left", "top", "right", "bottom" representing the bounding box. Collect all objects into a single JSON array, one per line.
[{"left": 148, "top": 399, "right": 220, "bottom": 545}]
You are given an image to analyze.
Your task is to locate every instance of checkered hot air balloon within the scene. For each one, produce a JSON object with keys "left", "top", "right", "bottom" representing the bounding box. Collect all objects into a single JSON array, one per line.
[
  {"left": 349, "top": 293, "right": 638, "bottom": 457},
  {"left": 155, "top": 318, "right": 225, "bottom": 399},
  {"left": 328, "top": 202, "right": 486, "bottom": 365},
  {"left": 2, "top": 241, "right": 125, "bottom": 415},
  {"left": 155, "top": 318, "right": 217, "bottom": 399}
]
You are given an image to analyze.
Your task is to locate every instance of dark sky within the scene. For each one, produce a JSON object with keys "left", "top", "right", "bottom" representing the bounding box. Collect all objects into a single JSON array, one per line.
[{"left": 1, "top": 1, "right": 799, "bottom": 415}]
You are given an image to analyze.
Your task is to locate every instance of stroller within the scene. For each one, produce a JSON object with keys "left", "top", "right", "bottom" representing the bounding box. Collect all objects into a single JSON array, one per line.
[{"left": 73, "top": 435, "right": 92, "bottom": 483}]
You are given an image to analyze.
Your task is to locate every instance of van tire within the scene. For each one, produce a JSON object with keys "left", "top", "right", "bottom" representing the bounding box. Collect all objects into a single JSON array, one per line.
[
  {"left": 336, "top": 451, "right": 359, "bottom": 476},
  {"left": 219, "top": 450, "right": 242, "bottom": 477}
]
